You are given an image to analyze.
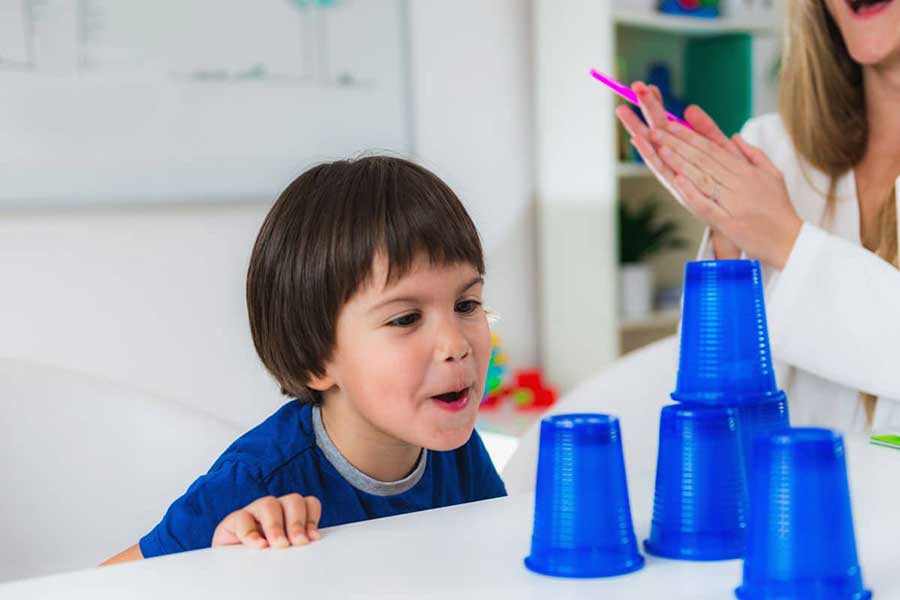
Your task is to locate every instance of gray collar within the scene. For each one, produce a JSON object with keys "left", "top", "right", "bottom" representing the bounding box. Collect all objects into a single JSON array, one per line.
[{"left": 312, "top": 405, "right": 427, "bottom": 496}]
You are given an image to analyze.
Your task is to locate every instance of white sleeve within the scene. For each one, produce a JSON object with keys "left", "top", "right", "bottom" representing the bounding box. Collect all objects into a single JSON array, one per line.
[
  {"left": 696, "top": 227, "right": 716, "bottom": 260},
  {"left": 765, "top": 222, "right": 900, "bottom": 399}
]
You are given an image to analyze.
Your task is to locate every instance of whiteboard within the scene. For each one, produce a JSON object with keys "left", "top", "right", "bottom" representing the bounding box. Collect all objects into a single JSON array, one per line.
[{"left": 0, "top": 0, "right": 411, "bottom": 206}]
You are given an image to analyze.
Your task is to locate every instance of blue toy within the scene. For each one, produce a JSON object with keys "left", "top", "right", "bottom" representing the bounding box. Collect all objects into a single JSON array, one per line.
[{"left": 658, "top": 0, "right": 720, "bottom": 18}]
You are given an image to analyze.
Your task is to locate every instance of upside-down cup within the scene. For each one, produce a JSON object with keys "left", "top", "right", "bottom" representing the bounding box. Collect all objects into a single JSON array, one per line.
[
  {"left": 672, "top": 260, "right": 781, "bottom": 405},
  {"left": 645, "top": 403, "right": 749, "bottom": 560},
  {"left": 733, "top": 392, "right": 790, "bottom": 470},
  {"left": 525, "top": 414, "right": 644, "bottom": 578},
  {"left": 736, "top": 428, "right": 871, "bottom": 600}
]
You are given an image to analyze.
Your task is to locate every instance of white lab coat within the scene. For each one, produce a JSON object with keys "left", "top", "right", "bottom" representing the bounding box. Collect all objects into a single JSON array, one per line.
[{"left": 696, "top": 113, "right": 900, "bottom": 433}]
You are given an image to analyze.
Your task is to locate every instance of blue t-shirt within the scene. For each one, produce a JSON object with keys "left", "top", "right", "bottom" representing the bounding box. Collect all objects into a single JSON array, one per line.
[{"left": 140, "top": 400, "right": 507, "bottom": 558}]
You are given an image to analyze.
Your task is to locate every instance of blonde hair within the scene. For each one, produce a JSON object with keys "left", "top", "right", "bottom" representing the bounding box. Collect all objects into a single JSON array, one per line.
[{"left": 779, "top": 0, "right": 899, "bottom": 425}]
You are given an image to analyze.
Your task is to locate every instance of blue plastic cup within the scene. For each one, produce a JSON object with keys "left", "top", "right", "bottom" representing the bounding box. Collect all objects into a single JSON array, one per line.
[
  {"left": 645, "top": 404, "right": 748, "bottom": 560},
  {"left": 733, "top": 392, "right": 790, "bottom": 470},
  {"left": 525, "top": 413, "right": 645, "bottom": 578},
  {"left": 736, "top": 428, "right": 871, "bottom": 600},
  {"left": 672, "top": 260, "right": 781, "bottom": 405}
]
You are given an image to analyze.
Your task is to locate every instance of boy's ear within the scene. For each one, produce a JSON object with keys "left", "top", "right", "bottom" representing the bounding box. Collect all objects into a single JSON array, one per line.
[{"left": 306, "top": 370, "right": 336, "bottom": 392}]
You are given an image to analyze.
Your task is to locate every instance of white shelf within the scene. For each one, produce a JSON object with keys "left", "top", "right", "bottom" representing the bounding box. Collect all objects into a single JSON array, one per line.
[
  {"left": 613, "top": 8, "right": 779, "bottom": 36},
  {"left": 616, "top": 161, "right": 653, "bottom": 178},
  {"left": 619, "top": 308, "right": 680, "bottom": 332}
]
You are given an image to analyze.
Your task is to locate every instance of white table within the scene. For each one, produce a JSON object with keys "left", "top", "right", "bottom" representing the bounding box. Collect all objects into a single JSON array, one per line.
[{"left": 1, "top": 438, "right": 896, "bottom": 599}]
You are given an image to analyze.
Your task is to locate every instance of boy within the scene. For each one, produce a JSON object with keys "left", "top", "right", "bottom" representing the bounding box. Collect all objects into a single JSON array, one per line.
[{"left": 102, "top": 156, "right": 506, "bottom": 564}]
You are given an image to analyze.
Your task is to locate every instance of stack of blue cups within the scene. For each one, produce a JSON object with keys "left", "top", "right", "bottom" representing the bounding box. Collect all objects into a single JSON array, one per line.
[
  {"left": 646, "top": 260, "right": 791, "bottom": 561},
  {"left": 670, "top": 260, "right": 791, "bottom": 464}
]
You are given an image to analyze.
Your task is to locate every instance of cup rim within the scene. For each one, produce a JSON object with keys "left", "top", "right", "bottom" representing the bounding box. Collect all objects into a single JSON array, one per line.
[
  {"left": 670, "top": 389, "right": 785, "bottom": 406},
  {"left": 763, "top": 427, "right": 841, "bottom": 447},
  {"left": 661, "top": 403, "right": 739, "bottom": 420},
  {"left": 542, "top": 413, "right": 618, "bottom": 430}
]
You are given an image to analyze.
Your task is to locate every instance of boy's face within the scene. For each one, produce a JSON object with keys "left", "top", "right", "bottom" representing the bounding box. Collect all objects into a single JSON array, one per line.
[{"left": 315, "top": 253, "right": 492, "bottom": 452}]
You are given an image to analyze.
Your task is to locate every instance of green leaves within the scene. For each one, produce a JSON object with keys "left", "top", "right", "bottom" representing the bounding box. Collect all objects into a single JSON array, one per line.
[{"left": 618, "top": 196, "right": 686, "bottom": 264}]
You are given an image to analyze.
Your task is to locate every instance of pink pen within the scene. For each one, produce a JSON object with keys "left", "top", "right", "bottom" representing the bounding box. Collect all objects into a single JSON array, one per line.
[{"left": 590, "top": 68, "right": 691, "bottom": 129}]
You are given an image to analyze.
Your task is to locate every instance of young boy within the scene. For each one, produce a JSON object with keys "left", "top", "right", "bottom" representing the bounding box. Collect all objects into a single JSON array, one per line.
[{"left": 101, "top": 156, "right": 507, "bottom": 564}]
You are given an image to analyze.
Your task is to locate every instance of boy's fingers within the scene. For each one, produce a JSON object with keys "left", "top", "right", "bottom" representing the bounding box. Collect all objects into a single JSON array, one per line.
[
  {"left": 304, "top": 496, "right": 322, "bottom": 540},
  {"left": 248, "top": 496, "right": 290, "bottom": 549},
  {"left": 230, "top": 510, "right": 268, "bottom": 548},
  {"left": 280, "top": 493, "right": 310, "bottom": 546}
]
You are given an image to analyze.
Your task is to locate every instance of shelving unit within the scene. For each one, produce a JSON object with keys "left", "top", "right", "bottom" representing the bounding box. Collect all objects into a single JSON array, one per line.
[
  {"left": 613, "top": 4, "right": 781, "bottom": 356},
  {"left": 619, "top": 307, "right": 680, "bottom": 332},
  {"left": 533, "top": 0, "right": 782, "bottom": 392},
  {"left": 613, "top": 7, "right": 778, "bottom": 35},
  {"left": 615, "top": 161, "right": 653, "bottom": 178}
]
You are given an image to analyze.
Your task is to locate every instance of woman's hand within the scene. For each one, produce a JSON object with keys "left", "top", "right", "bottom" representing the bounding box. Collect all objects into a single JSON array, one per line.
[
  {"left": 212, "top": 493, "right": 322, "bottom": 549},
  {"left": 615, "top": 83, "right": 686, "bottom": 206},
  {"left": 648, "top": 120, "right": 803, "bottom": 270},
  {"left": 615, "top": 81, "right": 743, "bottom": 259}
]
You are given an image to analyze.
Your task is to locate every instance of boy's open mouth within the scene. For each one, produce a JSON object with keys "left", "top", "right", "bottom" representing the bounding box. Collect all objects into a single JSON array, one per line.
[
  {"left": 430, "top": 387, "right": 471, "bottom": 411},
  {"left": 847, "top": 0, "right": 893, "bottom": 16}
]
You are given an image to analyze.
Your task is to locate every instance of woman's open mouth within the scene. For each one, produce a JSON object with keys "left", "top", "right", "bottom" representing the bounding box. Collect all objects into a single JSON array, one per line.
[
  {"left": 431, "top": 387, "right": 471, "bottom": 412},
  {"left": 847, "top": 0, "right": 894, "bottom": 18}
]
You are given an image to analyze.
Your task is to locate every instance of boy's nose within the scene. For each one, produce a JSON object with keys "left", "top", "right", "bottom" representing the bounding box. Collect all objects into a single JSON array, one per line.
[
  {"left": 442, "top": 344, "right": 470, "bottom": 362},
  {"left": 435, "top": 323, "right": 471, "bottom": 363}
]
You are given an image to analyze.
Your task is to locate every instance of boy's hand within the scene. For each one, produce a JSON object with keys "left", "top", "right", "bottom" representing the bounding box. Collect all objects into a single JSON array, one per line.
[{"left": 212, "top": 493, "right": 322, "bottom": 549}]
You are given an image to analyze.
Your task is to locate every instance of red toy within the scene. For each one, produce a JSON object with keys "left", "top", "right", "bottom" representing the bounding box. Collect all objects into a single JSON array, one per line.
[{"left": 480, "top": 368, "right": 558, "bottom": 412}]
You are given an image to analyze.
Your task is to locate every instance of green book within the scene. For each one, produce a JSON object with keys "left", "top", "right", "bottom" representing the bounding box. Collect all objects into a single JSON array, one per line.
[
  {"left": 870, "top": 433, "right": 900, "bottom": 450},
  {"left": 684, "top": 33, "right": 753, "bottom": 137}
]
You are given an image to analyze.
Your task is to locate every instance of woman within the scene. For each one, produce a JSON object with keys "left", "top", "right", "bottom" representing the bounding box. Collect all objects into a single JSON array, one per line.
[{"left": 617, "top": 0, "right": 900, "bottom": 432}]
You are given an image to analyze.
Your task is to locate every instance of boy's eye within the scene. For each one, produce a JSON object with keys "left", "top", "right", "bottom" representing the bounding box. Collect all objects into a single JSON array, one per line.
[
  {"left": 455, "top": 300, "right": 482, "bottom": 314},
  {"left": 389, "top": 312, "right": 421, "bottom": 327}
]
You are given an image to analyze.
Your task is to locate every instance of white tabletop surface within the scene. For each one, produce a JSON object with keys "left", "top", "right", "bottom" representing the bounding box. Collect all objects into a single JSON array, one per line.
[{"left": 1, "top": 437, "right": 896, "bottom": 599}]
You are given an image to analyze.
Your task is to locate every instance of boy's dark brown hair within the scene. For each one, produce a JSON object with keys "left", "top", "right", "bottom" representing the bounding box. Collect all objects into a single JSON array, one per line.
[{"left": 247, "top": 155, "right": 484, "bottom": 404}]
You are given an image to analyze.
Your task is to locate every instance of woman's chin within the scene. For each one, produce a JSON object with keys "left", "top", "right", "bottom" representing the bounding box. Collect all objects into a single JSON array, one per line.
[
  {"left": 841, "top": 21, "right": 900, "bottom": 65},
  {"left": 847, "top": 40, "right": 900, "bottom": 67}
]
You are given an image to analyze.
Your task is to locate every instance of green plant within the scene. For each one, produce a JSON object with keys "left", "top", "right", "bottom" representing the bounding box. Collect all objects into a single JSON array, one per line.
[{"left": 618, "top": 196, "right": 686, "bottom": 264}]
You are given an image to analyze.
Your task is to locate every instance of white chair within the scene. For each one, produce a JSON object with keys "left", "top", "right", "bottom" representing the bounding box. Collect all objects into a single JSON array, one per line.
[
  {"left": 0, "top": 358, "right": 244, "bottom": 583},
  {"left": 501, "top": 335, "right": 678, "bottom": 495}
]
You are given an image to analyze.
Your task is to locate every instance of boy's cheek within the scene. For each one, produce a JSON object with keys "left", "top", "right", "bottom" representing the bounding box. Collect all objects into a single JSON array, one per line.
[
  {"left": 473, "top": 341, "right": 493, "bottom": 393},
  {"left": 474, "top": 321, "right": 493, "bottom": 364}
]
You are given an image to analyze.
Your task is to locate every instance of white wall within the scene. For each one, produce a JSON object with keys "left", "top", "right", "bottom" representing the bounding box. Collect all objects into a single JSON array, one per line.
[
  {"left": 0, "top": 1, "right": 537, "bottom": 427},
  {"left": 533, "top": 0, "right": 618, "bottom": 388},
  {"left": 407, "top": 0, "right": 537, "bottom": 377}
]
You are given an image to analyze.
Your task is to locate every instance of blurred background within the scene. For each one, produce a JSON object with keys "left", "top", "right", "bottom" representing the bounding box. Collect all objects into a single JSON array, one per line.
[{"left": 0, "top": 0, "right": 783, "bottom": 433}]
